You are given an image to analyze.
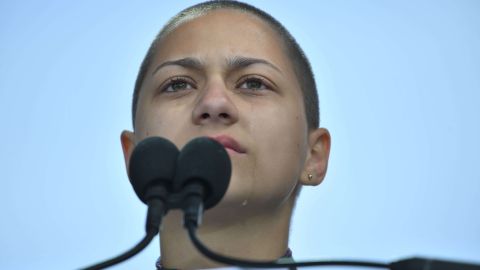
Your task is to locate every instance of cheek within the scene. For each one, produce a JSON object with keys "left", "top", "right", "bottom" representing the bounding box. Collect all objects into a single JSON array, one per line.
[
  {"left": 135, "top": 100, "right": 192, "bottom": 147},
  {"left": 247, "top": 100, "right": 308, "bottom": 201},
  {"left": 258, "top": 111, "right": 306, "bottom": 170},
  {"left": 254, "top": 96, "right": 307, "bottom": 154}
]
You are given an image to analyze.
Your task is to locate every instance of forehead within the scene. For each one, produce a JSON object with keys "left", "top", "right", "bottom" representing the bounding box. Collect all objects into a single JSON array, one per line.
[{"left": 153, "top": 9, "right": 294, "bottom": 73}]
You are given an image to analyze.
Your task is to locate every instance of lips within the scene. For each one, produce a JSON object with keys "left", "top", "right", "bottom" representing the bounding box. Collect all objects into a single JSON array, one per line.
[{"left": 208, "top": 135, "right": 246, "bottom": 154}]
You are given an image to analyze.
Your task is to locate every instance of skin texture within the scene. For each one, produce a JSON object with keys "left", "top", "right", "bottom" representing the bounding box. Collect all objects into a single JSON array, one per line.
[{"left": 121, "top": 9, "right": 331, "bottom": 269}]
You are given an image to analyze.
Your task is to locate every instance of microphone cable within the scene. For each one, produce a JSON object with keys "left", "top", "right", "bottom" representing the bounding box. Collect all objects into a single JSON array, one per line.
[
  {"left": 79, "top": 231, "right": 156, "bottom": 270},
  {"left": 80, "top": 198, "right": 167, "bottom": 270},
  {"left": 185, "top": 220, "right": 389, "bottom": 269}
]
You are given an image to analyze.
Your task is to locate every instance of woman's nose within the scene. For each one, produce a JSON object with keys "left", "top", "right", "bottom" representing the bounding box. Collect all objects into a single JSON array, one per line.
[{"left": 192, "top": 82, "right": 239, "bottom": 126}]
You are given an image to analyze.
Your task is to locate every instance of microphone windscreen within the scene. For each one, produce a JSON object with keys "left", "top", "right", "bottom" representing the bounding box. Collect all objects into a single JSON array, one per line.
[
  {"left": 174, "top": 137, "right": 231, "bottom": 209},
  {"left": 129, "top": 136, "right": 179, "bottom": 204}
]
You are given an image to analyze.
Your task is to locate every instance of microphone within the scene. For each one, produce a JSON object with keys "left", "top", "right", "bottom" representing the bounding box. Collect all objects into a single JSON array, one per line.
[
  {"left": 81, "top": 136, "right": 179, "bottom": 270},
  {"left": 82, "top": 136, "right": 480, "bottom": 270},
  {"left": 174, "top": 137, "right": 231, "bottom": 227},
  {"left": 129, "top": 136, "right": 179, "bottom": 234}
]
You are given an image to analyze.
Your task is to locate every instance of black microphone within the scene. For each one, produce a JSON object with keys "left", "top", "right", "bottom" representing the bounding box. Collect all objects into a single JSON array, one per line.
[
  {"left": 174, "top": 137, "right": 231, "bottom": 227},
  {"left": 81, "top": 136, "right": 179, "bottom": 270},
  {"left": 129, "top": 136, "right": 179, "bottom": 234}
]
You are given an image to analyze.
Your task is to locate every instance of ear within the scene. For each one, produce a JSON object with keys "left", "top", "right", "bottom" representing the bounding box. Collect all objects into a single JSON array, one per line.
[
  {"left": 120, "top": 130, "right": 136, "bottom": 177},
  {"left": 300, "top": 128, "right": 331, "bottom": 186}
]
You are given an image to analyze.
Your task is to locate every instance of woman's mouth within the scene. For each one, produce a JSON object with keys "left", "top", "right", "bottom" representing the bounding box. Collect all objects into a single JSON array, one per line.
[{"left": 208, "top": 135, "right": 247, "bottom": 154}]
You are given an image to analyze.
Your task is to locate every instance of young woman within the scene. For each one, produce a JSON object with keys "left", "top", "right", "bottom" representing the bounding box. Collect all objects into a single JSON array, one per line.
[{"left": 120, "top": 1, "right": 331, "bottom": 269}]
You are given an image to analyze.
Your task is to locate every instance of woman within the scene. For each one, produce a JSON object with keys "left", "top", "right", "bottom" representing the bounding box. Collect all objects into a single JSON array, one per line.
[{"left": 120, "top": 1, "right": 331, "bottom": 269}]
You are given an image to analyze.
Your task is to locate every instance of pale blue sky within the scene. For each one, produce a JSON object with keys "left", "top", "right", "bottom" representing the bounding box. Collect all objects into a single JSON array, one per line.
[{"left": 1, "top": 1, "right": 479, "bottom": 269}]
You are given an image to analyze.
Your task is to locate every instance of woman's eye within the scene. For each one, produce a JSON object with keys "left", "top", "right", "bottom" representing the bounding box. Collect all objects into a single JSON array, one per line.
[
  {"left": 238, "top": 77, "right": 269, "bottom": 91},
  {"left": 162, "top": 78, "right": 194, "bottom": 93}
]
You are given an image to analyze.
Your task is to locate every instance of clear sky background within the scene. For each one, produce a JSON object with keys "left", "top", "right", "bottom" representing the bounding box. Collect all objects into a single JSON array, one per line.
[{"left": 1, "top": 1, "right": 479, "bottom": 269}]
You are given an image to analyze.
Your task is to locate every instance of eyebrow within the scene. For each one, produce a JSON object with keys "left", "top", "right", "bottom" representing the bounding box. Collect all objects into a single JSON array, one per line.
[
  {"left": 151, "top": 56, "right": 282, "bottom": 75},
  {"left": 226, "top": 56, "right": 282, "bottom": 74},
  {"left": 152, "top": 57, "right": 204, "bottom": 75}
]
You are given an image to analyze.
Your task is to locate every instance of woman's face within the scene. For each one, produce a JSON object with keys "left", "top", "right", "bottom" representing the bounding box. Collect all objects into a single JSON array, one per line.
[{"left": 133, "top": 10, "right": 310, "bottom": 213}]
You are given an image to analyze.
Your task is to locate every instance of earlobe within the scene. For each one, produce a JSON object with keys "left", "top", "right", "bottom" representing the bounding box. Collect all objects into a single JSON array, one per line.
[
  {"left": 300, "top": 128, "right": 331, "bottom": 186},
  {"left": 120, "top": 130, "right": 136, "bottom": 177}
]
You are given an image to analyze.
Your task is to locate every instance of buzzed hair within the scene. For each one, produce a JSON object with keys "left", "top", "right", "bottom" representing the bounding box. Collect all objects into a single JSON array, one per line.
[{"left": 131, "top": 0, "right": 319, "bottom": 130}]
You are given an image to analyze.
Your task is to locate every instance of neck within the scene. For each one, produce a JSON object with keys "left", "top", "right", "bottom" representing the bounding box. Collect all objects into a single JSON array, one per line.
[{"left": 159, "top": 198, "right": 294, "bottom": 269}]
